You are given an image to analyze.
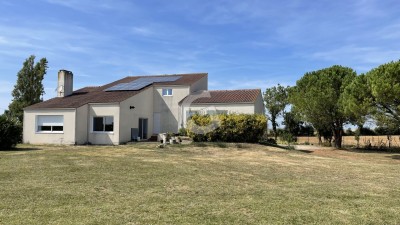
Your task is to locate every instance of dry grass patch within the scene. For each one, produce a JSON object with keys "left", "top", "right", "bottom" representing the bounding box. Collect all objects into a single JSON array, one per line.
[{"left": 0, "top": 143, "right": 399, "bottom": 224}]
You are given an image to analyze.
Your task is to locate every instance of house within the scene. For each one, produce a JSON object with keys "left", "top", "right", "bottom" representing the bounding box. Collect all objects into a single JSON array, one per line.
[
  {"left": 179, "top": 89, "right": 265, "bottom": 127},
  {"left": 23, "top": 70, "right": 265, "bottom": 145}
]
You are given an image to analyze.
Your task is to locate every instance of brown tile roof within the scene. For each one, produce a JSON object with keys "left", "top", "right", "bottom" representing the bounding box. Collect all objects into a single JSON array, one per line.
[
  {"left": 25, "top": 73, "right": 207, "bottom": 109},
  {"left": 180, "top": 89, "right": 261, "bottom": 105}
]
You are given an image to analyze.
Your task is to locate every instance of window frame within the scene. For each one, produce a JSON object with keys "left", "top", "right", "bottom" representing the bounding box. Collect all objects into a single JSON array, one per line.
[
  {"left": 186, "top": 110, "right": 200, "bottom": 121},
  {"left": 36, "top": 115, "right": 64, "bottom": 134},
  {"left": 92, "top": 116, "right": 114, "bottom": 133},
  {"left": 162, "top": 88, "right": 173, "bottom": 96}
]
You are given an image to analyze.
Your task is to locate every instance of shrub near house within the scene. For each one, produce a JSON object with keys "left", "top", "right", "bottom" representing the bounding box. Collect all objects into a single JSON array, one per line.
[
  {"left": 187, "top": 114, "right": 267, "bottom": 142},
  {"left": 0, "top": 115, "right": 22, "bottom": 150}
]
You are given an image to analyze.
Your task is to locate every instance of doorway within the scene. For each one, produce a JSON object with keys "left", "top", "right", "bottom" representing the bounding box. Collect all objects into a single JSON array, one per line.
[{"left": 138, "top": 118, "right": 148, "bottom": 139}]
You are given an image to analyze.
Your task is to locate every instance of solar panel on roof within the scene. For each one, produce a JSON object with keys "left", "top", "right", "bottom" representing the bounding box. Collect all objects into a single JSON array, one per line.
[{"left": 105, "top": 76, "right": 182, "bottom": 92}]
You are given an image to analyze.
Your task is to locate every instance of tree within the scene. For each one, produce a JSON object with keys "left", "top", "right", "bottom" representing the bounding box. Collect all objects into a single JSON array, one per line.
[
  {"left": 342, "top": 74, "right": 371, "bottom": 127},
  {"left": 7, "top": 55, "right": 48, "bottom": 122},
  {"left": 289, "top": 65, "right": 356, "bottom": 148},
  {"left": 365, "top": 60, "right": 400, "bottom": 129},
  {"left": 282, "top": 111, "right": 301, "bottom": 136},
  {"left": 343, "top": 60, "right": 400, "bottom": 134},
  {"left": 263, "top": 84, "right": 289, "bottom": 140}
]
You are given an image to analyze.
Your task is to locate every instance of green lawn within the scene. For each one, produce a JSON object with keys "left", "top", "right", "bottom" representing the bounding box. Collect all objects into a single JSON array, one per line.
[{"left": 0, "top": 143, "right": 399, "bottom": 224}]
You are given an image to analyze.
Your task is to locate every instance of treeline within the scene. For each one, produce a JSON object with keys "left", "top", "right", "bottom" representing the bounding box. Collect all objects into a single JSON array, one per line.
[{"left": 264, "top": 60, "right": 400, "bottom": 148}]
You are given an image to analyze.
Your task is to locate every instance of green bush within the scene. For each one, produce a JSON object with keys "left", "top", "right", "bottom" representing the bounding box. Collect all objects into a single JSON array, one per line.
[
  {"left": 259, "top": 138, "right": 277, "bottom": 146},
  {"left": 178, "top": 127, "right": 187, "bottom": 136},
  {"left": 187, "top": 114, "right": 267, "bottom": 143},
  {"left": 0, "top": 115, "right": 22, "bottom": 150}
]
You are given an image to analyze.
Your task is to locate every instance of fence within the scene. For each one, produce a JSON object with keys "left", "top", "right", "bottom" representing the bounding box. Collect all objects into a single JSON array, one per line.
[{"left": 296, "top": 135, "right": 400, "bottom": 148}]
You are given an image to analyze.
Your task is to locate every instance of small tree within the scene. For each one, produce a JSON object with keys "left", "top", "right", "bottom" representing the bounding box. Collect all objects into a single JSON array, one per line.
[
  {"left": 263, "top": 84, "right": 289, "bottom": 140},
  {"left": 7, "top": 55, "right": 48, "bottom": 122},
  {"left": 280, "top": 131, "right": 295, "bottom": 147}
]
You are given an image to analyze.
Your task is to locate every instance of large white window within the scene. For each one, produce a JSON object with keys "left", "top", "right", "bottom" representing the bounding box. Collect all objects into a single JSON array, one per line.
[
  {"left": 93, "top": 116, "right": 114, "bottom": 132},
  {"left": 37, "top": 115, "right": 64, "bottom": 133},
  {"left": 207, "top": 110, "right": 228, "bottom": 115},
  {"left": 162, "top": 88, "right": 173, "bottom": 96}
]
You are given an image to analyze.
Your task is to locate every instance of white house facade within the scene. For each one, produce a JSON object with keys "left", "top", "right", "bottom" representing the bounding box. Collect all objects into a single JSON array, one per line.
[{"left": 23, "top": 70, "right": 265, "bottom": 145}]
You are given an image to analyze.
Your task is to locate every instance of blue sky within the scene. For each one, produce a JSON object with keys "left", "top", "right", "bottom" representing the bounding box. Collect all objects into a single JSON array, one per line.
[{"left": 1, "top": 0, "right": 400, "bottom": 113}]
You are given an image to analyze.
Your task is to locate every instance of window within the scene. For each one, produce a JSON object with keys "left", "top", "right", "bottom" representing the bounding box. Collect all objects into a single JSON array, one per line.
[
  {"left": 186, "top": 110, "right": 200, "bottom": 120},
  {"left": 93, "top": 116, "right": 114, "bottom": 132},
  {"left": 207, "top": 110, "right": 228, "bottom": 115},
  {"left": 37, "top": 115, "right": 64, "bottom": 133},
  {"left": 162, "top": 88, "right": 173, "bottom": 96}
]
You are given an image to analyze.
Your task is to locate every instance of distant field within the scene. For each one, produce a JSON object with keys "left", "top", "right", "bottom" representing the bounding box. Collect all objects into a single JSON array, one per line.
[{"left": 0, "top": 143, "right": 399, "bottom": 224}]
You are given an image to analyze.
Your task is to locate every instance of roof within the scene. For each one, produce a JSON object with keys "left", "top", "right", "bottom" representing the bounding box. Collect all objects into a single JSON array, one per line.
[
  {"left": 180, "top": 89, "right": 261, "bottom": 105},
  {"left": 25, "top": 73, "right": 207, "bottom": 110}
]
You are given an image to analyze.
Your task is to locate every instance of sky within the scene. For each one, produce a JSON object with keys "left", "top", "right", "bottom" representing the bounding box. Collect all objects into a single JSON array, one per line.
[{"left": 1, "top": 0, "right": 400, "bottom": 114}]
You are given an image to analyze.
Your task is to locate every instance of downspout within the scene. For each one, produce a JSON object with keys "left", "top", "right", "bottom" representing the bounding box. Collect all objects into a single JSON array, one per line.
[
  {"left": 87, "top": 104, "right": 90, "bottom": 144},
  {"left": 179, "top": 103, "right": 183, "bottom": 129},
  {"left": 74, "top": 108, "right": 77, "bottom": 145}
]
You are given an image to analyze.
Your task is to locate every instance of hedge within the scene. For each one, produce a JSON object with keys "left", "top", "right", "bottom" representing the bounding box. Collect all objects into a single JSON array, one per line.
[
  {"left": 186, "top": 114, "right": 267, "bottom": 143},
  {"left": 0, "top": 115, "right": 22, "bottom": 150}
]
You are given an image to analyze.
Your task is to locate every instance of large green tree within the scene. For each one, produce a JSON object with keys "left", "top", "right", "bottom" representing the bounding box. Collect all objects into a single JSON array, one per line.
[
  {"left": 7, "top": 55, "right": 48, "bottom": 122},
  {"left": 343, "top": 60, "right": 400, "bottom": 131},
  {"left": 263, "top": 84, "right": 289, "bottom": 140},
  {"left": 289, "top": 65, "right": 356, "bottom": 148},
  {"left": 342, "top": 74, "right": 371, "bottom": 128},
  {"left": 365, "top": 60, "right": 400, "bottom": 128}
]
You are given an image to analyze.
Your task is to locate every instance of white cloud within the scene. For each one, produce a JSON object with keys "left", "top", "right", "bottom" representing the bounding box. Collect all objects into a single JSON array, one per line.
[
  {"left": 209, "top": 79, "right": 273, "bottom": 90},
  {"left": 45, "top": 0, "right": 135, "bottom": 13},
  {"left": 131, "top": 27, "right": 154, "bottom": 37},
  {"left": 310, "top": 45, "right": 400, "bottom": 72}
]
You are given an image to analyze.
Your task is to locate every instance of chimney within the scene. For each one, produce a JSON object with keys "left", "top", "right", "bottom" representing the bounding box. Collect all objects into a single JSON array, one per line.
[{"left": 57, "top": 70, "right": 73, "bottom": 97}]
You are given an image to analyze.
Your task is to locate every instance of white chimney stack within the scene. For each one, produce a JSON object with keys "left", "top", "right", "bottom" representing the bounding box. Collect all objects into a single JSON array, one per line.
[{"left": 57, "top": 70, "right": 73, "bottom": 97}]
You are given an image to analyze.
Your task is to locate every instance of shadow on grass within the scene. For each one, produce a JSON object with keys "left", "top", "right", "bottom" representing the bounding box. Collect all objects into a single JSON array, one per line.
[
  {"left": 344, "top": 148, "right": 400, "bottom": 154},
  {"left": 297, "top": 150, "right": 313, "bottom": 154},
  {"left": 387, "top": 155, "right": 400, "bottom": 160},
  {"left": 0, "top": 147, "right": 42, "bottom": 151},
  {"left": 259, "top": 143, "right": 297, "bottom": 151}
]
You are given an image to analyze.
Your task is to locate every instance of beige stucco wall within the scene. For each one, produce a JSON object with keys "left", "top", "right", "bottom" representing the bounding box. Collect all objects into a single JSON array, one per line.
[
  {"left": 88, "top": 103, "right": 120, "bottom": 145},
  {"left": 190, "top": 75, "right": 208, "bottom": 93},
  {"left": 153, "top": 85, "right": 190, "bottom": 133},
  {"left": 23, "top": 109, "right": 76, "bottom": 145},
  {"left": 119, "top": 87, "right": 154, "bottom": 143},
  {"left": 75, "top": 105, "right": 88, "bottom": 144},
  {"left": 254, "top": 92, "right": 265, "bottom": 114}
]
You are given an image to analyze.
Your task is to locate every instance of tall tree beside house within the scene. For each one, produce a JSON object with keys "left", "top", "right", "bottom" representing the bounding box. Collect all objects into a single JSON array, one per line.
[
  {"left": 263, "top": 84, "right": 289, "bottom": 140},
  {"left": 289, "top": 65, "right": 356, "bottom": 148},
  {"left": 6, "top": 55, "right": 48, "bottom": 122}
]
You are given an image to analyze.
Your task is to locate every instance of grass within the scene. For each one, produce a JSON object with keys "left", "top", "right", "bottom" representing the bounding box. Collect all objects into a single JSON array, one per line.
[{"left": 0, "top": 143, "right": 399, "bottom": 224}]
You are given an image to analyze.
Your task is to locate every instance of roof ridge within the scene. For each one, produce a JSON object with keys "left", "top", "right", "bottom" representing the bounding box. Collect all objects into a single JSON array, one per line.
[
  {"left": 85, "top": 86, "right": 100, "bottom": 88},
  {"left": 127, "top": 72, "right": 208, "bottom": 78},
  {"left": 207, "top": 88, "right": 261, "bottom": 92}
]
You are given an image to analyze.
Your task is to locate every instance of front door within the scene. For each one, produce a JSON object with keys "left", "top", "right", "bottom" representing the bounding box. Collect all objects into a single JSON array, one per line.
[{"left": 138, "top": 118, "right": 148, "bottom": 139}]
